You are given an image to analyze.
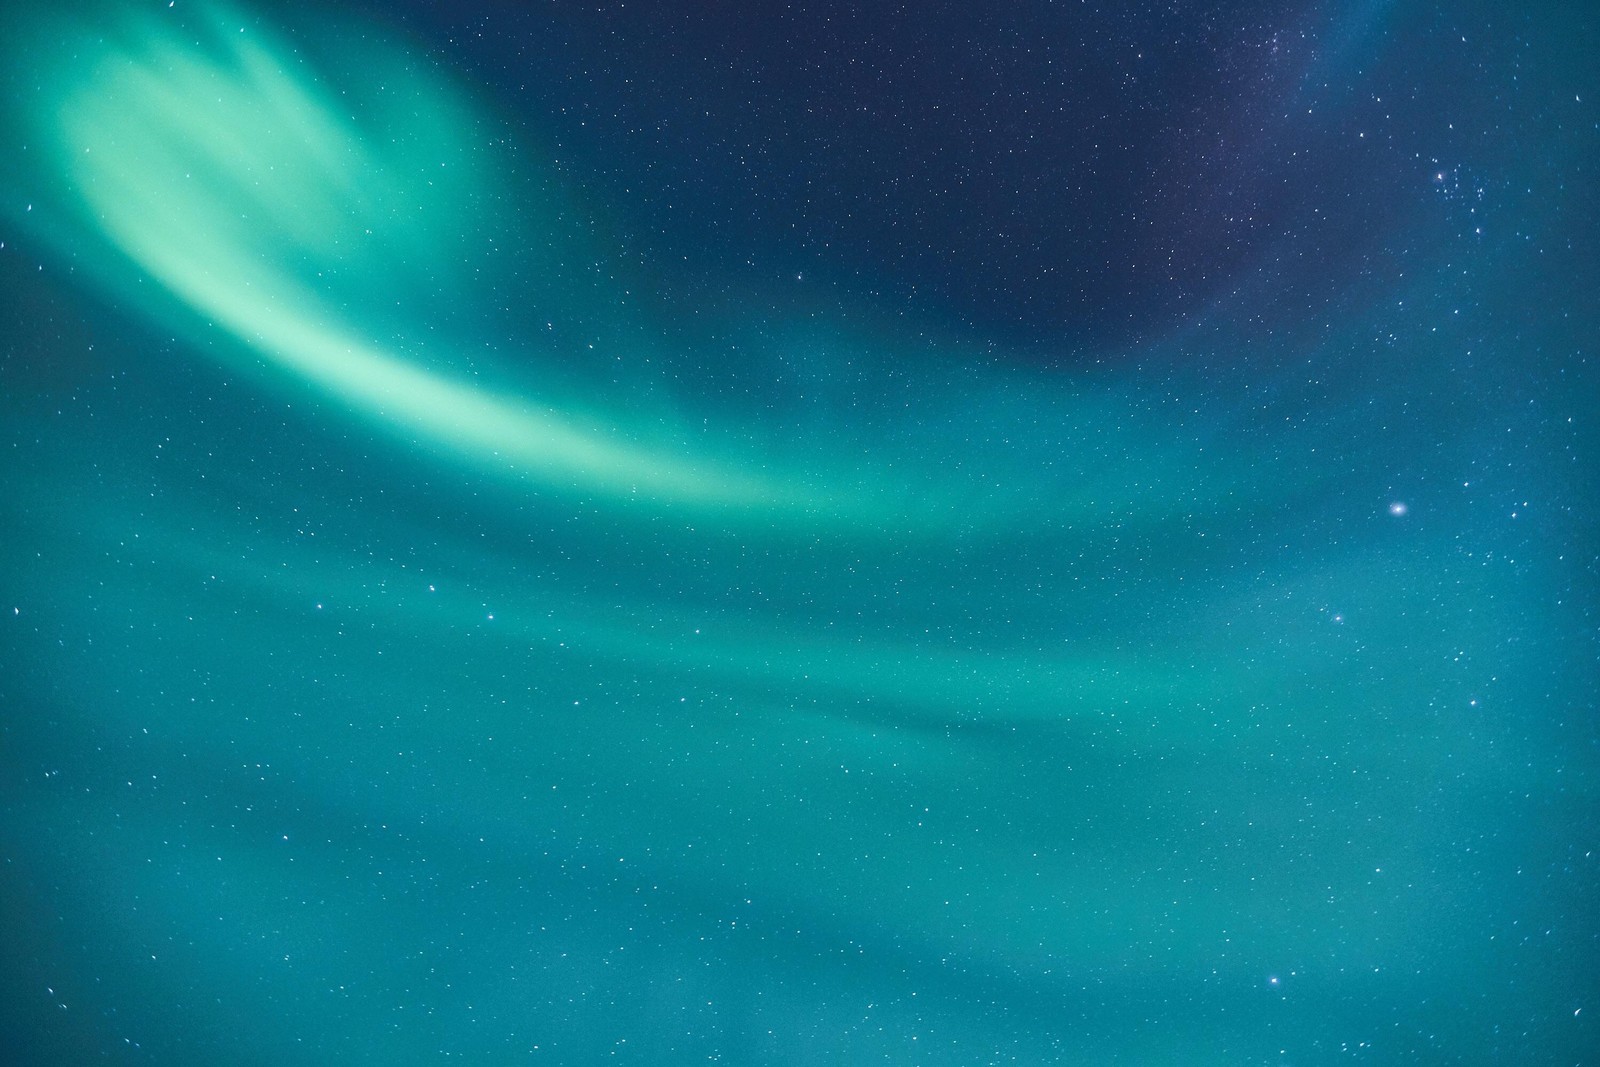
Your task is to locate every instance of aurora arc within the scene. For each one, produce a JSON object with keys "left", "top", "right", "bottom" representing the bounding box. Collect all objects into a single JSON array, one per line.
[
  {"left": 34, "top": 7, "right": 866, "bottom": 520},
  {"left": 0, "top": 1, "right": 1303, "bottom": 723}
]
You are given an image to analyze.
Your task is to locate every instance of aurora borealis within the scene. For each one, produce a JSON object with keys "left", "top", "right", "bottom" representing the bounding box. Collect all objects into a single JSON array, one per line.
[{"left": 1, "top": 1, "right": 1595, "bottom": 1063}]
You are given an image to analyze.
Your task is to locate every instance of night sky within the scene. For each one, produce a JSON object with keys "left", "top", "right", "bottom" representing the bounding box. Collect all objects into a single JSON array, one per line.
[{"left": 2, "top": 1, "right": 1596, "bottom": 1063}]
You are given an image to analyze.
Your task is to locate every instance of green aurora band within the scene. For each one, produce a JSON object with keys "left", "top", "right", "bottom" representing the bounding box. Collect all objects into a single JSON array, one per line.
[{"left": 1, "top": 1, "right": 1592, "bottom": 1063}]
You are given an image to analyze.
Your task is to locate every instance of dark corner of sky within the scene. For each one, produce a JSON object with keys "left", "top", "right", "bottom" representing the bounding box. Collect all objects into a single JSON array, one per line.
[{"left": 319, "top": 0, "right": 1537, "bottom": 370}]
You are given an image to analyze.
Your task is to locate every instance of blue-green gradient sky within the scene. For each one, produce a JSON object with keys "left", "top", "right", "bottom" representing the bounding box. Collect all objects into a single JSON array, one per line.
[{"left": 2, "top": 0, "right": 1595, "bottom": 1062}]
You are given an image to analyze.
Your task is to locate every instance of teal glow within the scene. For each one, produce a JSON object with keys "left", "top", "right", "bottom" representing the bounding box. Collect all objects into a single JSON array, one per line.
[{"left": 1, "top": 2, "right": 1591, "bottom": 1063}]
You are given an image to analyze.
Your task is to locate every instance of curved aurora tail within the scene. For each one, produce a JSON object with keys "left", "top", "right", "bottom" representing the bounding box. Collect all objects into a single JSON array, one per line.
[
  {"left": 1, "top": 1, "right": 1592, "bottom": 1063},
  {"left": 1, "top": 0, "right": 1267, "bottom": 722},
  {"left": 13, "top": 2, "right": 1271, "bottom": 541},
  {"left": 33, "top": 4, "right": 851, "bottom": 520}
]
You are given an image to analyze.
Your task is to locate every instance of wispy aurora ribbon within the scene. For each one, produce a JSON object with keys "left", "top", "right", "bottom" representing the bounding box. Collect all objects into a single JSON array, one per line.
[
  {"left": 9, "top": 0, "right": 1280, "bottom": 545},
  {"left": 3, "top": 0, "right": 1431, "bottom": 731},
  {"left": 22, "top": 3, "right": 898, "bottom": 522}
]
